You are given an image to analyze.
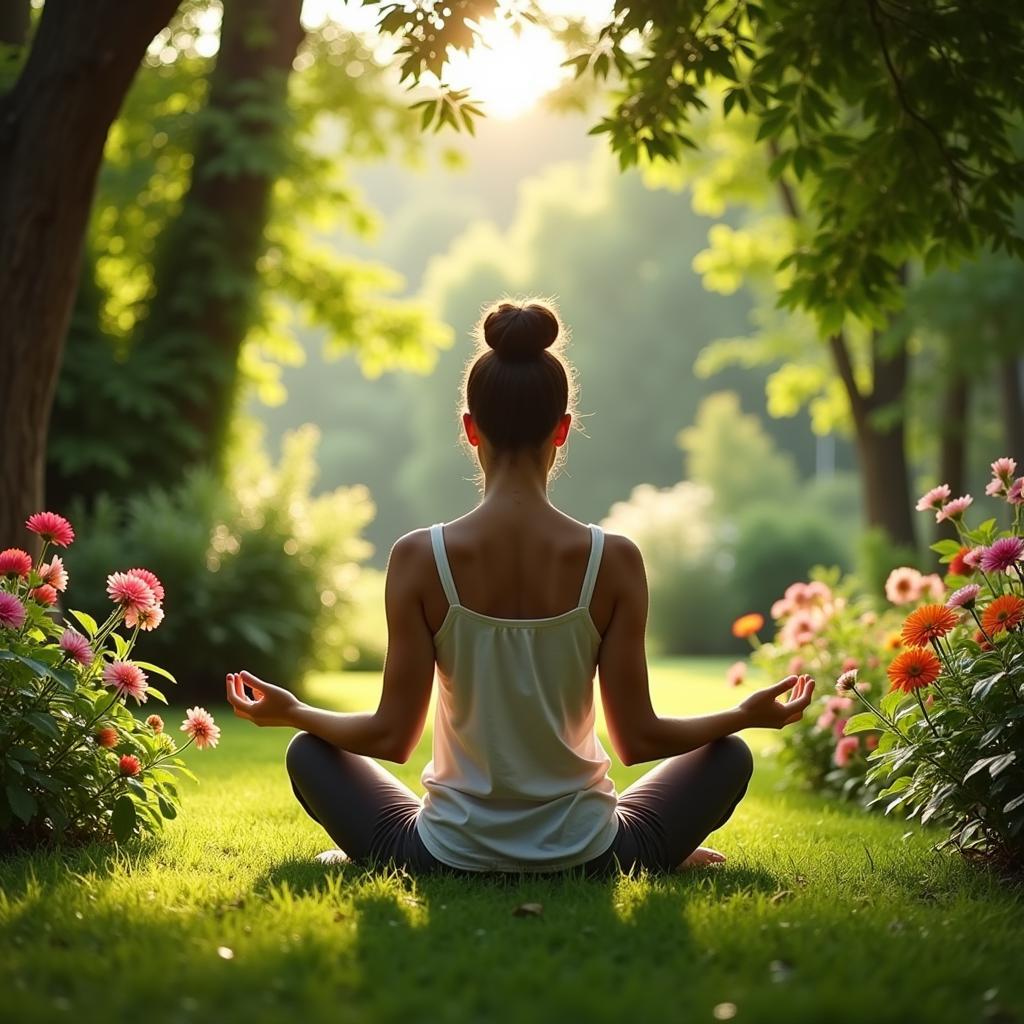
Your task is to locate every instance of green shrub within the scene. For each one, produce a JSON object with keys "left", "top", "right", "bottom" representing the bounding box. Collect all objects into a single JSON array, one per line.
[{"left": 64, "top": 426, "right": 379, "bottom": 701}]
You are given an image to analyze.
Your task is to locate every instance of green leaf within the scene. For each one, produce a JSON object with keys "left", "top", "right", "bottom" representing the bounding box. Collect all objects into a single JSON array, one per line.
[
  {"left": 843, "top": 712, "right": 880, "bottom": 735},
  {"left": 929, "top": 539, "right": 962, "bottom": 557},
  {"left": 1004, "top": 794, "right": 1024, "bottom": 814},
  {"left": 110, "top": 794, "right": 136, "bottom": 843},
  {"left": 24, "top": 711, "right": 60, "bottom": 740},
  {"left": 880, "top": 690, "right": 904, "bottom": 718},
  {"left": 144, "top": 687, "right": 168, "bottom": 705},
  {"left": 132, "top": 661, "right": 177, "bottom": 685},
  {"left": 157, "top": 795, "right": 178, "bottom": 820},
  {"left": 5, "top": 783, "right": 37, "bottom": 823},
  {"left": 68, "top": 610, "right": 99, "bottom": 637},
  {"left": 879, "top": 776, "right": 914, "bottom": 798}
]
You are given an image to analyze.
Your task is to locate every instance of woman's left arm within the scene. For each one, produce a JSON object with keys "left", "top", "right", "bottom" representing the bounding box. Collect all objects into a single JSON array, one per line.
[{"left": 225, "top": 533, "right": 436, "bottom": 763}]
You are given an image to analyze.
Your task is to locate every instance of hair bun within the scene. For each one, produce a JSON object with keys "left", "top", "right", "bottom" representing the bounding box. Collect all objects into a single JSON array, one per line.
[{"left": 483, "top": 302, "right": 559, "bottom": 362}]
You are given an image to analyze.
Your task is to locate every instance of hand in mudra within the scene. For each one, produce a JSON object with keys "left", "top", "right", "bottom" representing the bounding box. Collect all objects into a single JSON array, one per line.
[
  {"left": 225, "top": 671, "right": 300, "bottom": 727},
  {"left": 739, "top": 674, "right": 815, "bottom": 730}
]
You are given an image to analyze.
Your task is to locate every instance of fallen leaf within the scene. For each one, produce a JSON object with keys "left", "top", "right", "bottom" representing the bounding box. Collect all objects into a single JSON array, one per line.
[{"left": 512, "top": 902, "right": 544, "bottom": 918}]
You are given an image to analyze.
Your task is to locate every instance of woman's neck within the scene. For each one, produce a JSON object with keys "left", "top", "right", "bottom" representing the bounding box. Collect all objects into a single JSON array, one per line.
[{"left": 479, "top": 455, "right": 552, "bottom": 509}]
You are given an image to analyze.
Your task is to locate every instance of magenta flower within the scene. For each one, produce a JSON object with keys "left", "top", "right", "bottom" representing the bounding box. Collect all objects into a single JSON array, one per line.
[
  {"left": 127, "top": 567, "right": 164, "bottom": 604},
  {"left": 39, "top": 555, "right": 68, "bottom": 592},
  {"left": 106, "top": 572, "right": 156, "bottom": 616},
  {"left": 0, "top": 592, "right": 26, "bottom": 630},
  {"left": 1009, "top": 479, "right": 1024, "bottom": 506},
  {"left": 25, "top": 511, "right": 74, "bottom": 548},
  {"left": 59, "top": 628, "right": 94, "bottom": 666},
  {"left": 946, "top": 584, "right": 981, "bottom": 610},
  {"left": 980, "top": 536, "right": 1024, "bottom": 574},
  {"left": 915, "top": 484, "right": 950, "bottom": 512},
  {"left": 0, "top": 548, "right": 32, "bottom": 578},
  {"left": 181, "top": 707, "right": 220, "bottom": 750},
  {"left": 103, "top": 661, "right": 149, "bottom": 704},
  {"left": 935, "top": 495, "right": 973, "bottom": 523}
]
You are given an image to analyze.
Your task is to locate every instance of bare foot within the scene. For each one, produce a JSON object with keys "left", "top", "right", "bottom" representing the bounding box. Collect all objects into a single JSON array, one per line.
[
  {"left": 316, "top": 849, "right": 350, "bottom": 866},
  {"left": 676, "top": 846, "right": 726, "bottom": 871}
]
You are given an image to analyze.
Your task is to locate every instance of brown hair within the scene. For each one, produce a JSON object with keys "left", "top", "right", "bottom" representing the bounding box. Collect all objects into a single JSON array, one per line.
[{"left": 462, "top": 298, "right": 578, "bottom": 458}]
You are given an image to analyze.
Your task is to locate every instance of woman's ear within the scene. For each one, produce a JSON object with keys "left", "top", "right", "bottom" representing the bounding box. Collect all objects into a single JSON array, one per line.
[
  {"left": 552, "top": 413, "right": 571, "bottom": 448},
  {"left": 462, "top": 412, "right": 479, "bottom": 448}
]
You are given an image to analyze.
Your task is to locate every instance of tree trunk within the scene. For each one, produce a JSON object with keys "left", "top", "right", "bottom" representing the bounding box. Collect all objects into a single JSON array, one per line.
[
  {"left": 999, "top": 356, "right": 1024, "bottom": 467},
  {"left": 134, "top": 0, "right": 305, "bottom": 485},
  {"left": 937, "top": 368, "right": 969, "bottom": 542},
  {"left": 0, "top": 0, "right": 179, "bottom": 545}
]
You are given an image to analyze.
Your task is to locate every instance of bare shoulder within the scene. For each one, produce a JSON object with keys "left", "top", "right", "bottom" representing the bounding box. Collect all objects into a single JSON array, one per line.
[
  {"left": 387, "top": 528, "right": 434, "bottom": 570},
  {"left": 600, "top": 531, "right": 646, "bottom": 575}
]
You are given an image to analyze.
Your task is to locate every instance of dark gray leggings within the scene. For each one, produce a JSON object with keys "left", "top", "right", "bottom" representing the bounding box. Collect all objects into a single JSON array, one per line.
[{"left": 286, "top": 733, "right": 754, "bottom": 877}]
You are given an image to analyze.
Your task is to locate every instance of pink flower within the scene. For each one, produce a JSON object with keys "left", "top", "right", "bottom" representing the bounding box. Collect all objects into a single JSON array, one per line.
[
  {"left": 855, "top": 680, "right": 872, "bottom": 693},
  {"left": 836, "top": 669, "right": 858, "bottom": 693},
  {"left": 25, "top": 511, "right": 74, "bottom": 548},
  {"left": 827, "top": 696, "right": 854, "bottom": 714},
  {"left": 992, "top": 457, "right": 1017, "bottom": 483},
  {"left": 815, "top": 710, "right": 836, "bottom": 732},
  {"left": 59, "top": 628, "right": 94, "bottom": 666},
  {"left": 127, "top": 568, "right": 164, "bottom": 604},
  {"left": 102, "top": 661, "right": 148, "bottom": 704},
  {"left": 124, "top": 603, "right": 164, "bottom": 631},
  {"left": 946, "top": 584, "right": 981, "bottom": 610},
  {"left": 920, "top": 573, "right": 946, "bottom": 602},
  {"left": 39, "top": 555, "right": 68, "bottom": 592},
  {"left": 0, "top": 547, "right": 32, "bottom": 578},
  {"left": 1009, "top": 479, "right": 1024, "bottom": 505},
  {"left": 0, "top": 592, "right": 26, "bottom": 629},
  {"left": 146, "top": 714, "right": 164, "bottom": 734},
  {"left": 832, "top": 717, "right": 849, "bottom": 740},
  {"left": 980, "top": 536, "right": 1024, "bottom": 574},
  {"left": 915, "top": 484, "right": 950, "bottom": 512},
  {"left": 770, "top": 597, "right": 791, "bottom": 620},
  {"left": 726, "top": 661, "right": 746, "bottom": 687},
  {"left": 840, "top": 657, "right": 859, "bottom": 673},
  {"left": 962, "top": 547, "right": 985, "bottom": 570},
  {"left": 30, "top": 584, "right": 58, "bottom": 607},
  {"left": 935, "top": 495, "right": 973, "bottom": 523},
  {"left": 118, "top": 754, "right": 142, "bottom": 777},
  {"left": 787, "top": 656, "right": 805, "bottom": 675},
  {"left": 885, "top": 567, "right": 923, "bottom": 606},
  {"left": 834, "top": 735, "right": 860, "bottom": 768},
  {"left": 181, "top": 707, "right": 220, "bottom": 750},
  {"left": 986, "top": 478, "right": 1006, "bottom": 498},
  {"left": 106, "top": 572, "right": 156, "bottom": 616}
]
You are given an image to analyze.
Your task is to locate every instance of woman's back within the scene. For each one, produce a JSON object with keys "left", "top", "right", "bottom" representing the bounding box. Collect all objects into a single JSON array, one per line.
[{"left": 416, "top": 515, "right": 620, "bottom": 873}]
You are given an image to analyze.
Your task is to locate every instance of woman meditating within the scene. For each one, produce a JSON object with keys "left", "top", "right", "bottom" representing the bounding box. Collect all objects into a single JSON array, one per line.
[{"left": 225, "top": 299, "right": 814, "bottom": 877}]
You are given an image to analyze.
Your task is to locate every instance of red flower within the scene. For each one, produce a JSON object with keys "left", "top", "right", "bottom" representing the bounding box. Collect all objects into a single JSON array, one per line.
[
  {"left": 96, "top": 727, "right": 118, "bottom": 749},
  {"left": 30, "top": 584, "right": 58, "bottom": 607},
  {"left": 948, "top": 547, "right": 974, "bottom": 577},
  {"left": 900, "top": 604, "right": 960, "bottom": 648},
  {"left": 118, "top": 754, "right": 142, "bottom": 777},
  {"left": 127, "top": 568, "right": 164, "bottom": 604},
  {"left": 981, "top": 595, "right": 1024, "bottom": 636},
  {"left": 731, "top": 613, "right": 765, "bottom": 639},
  {"left": 0, "top": 548, "right": 32, "bottom": 578},
  {"left": 25, "top": 511, "right": 74, "bottom": 548},
  {"left": 887, "top": 648, "right": 943, "bottom": 693}
]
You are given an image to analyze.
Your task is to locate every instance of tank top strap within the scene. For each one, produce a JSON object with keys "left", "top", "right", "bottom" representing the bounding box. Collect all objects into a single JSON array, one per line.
[
  {"left": 430, "top": 523, "right": 461, "bottom": 607},
  {"left": 577, "top": 523, "right": 605, "bottom": 609}
]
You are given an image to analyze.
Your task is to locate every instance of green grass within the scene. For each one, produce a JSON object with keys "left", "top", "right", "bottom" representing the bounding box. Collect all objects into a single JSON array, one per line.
[{"left": 2, "top": 658, "right": 1022, "bottom": 1024}]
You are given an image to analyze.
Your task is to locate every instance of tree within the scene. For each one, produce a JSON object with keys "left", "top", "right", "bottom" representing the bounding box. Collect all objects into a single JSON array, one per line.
[
  {"left": 365, "top": 0, "right": 1024, "bottom": 547},
  {"left": 47, "top": 3, "right": 451, "bottom": 505},
  {"left": 0, "top": 0, "right": 181, "bottom": 544}
]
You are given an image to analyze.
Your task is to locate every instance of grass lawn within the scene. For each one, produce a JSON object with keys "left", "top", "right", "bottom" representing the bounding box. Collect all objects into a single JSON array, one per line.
[{"left": 1, "top": 657, "right": 1022, "bottom": 1024}]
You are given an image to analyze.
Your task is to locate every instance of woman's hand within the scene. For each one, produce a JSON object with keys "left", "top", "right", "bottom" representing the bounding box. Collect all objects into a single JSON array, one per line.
[
  {"left": 225, "top": 671, "right": 301, "bottom": 728},
  {"left": 738, "top": 674, "right": 815, "bottom": 730}
]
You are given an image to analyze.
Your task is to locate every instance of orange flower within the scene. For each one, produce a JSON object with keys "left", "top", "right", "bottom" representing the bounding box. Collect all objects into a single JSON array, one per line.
[
  {"left": 731, "top": 613, "right": 765, "bottom": 639},
  {"left": 887, "top": 648, "right": 942, "bottom": 693},
  {"left": 981, "top": 594, "right": 1024, "bottom": 636},
  {"left": 95, "top": 727, "right": 118, "bottom": 749},
  {"left": 900, "top": 604, "right": 960, "bottom": 648}
]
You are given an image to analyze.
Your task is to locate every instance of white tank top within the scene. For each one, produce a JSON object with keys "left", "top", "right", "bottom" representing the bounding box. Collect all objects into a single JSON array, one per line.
[{"left": 416, "top": 522, "right": 620, "bottom": 872}]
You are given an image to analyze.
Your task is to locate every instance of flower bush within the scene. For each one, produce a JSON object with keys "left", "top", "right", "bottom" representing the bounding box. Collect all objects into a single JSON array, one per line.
[
  {"left": 0, "top": 512, "right": 218, "bottom": 849},
  {"left": 731, "top": 574, "right": 897, "bottom": 803},
  {"left": 844, "top": 459, "right": 1024, "bottom": 867}
]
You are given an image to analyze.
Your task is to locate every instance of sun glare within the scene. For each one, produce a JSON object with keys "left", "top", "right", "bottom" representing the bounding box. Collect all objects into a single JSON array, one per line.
[{"left": 444, "top": 18, "right": 571, "bottom": 120}]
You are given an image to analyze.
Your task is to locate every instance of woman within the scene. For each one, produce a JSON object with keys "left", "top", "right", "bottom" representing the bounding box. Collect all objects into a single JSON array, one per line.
[{"left": 225, "top": 299, "right": 814, "bottom": 878}]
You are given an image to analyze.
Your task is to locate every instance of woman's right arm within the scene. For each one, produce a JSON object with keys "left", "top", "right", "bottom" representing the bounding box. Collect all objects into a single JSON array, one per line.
[{"left": 597, "top": 536, "right": 815, "bottom": 766}]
